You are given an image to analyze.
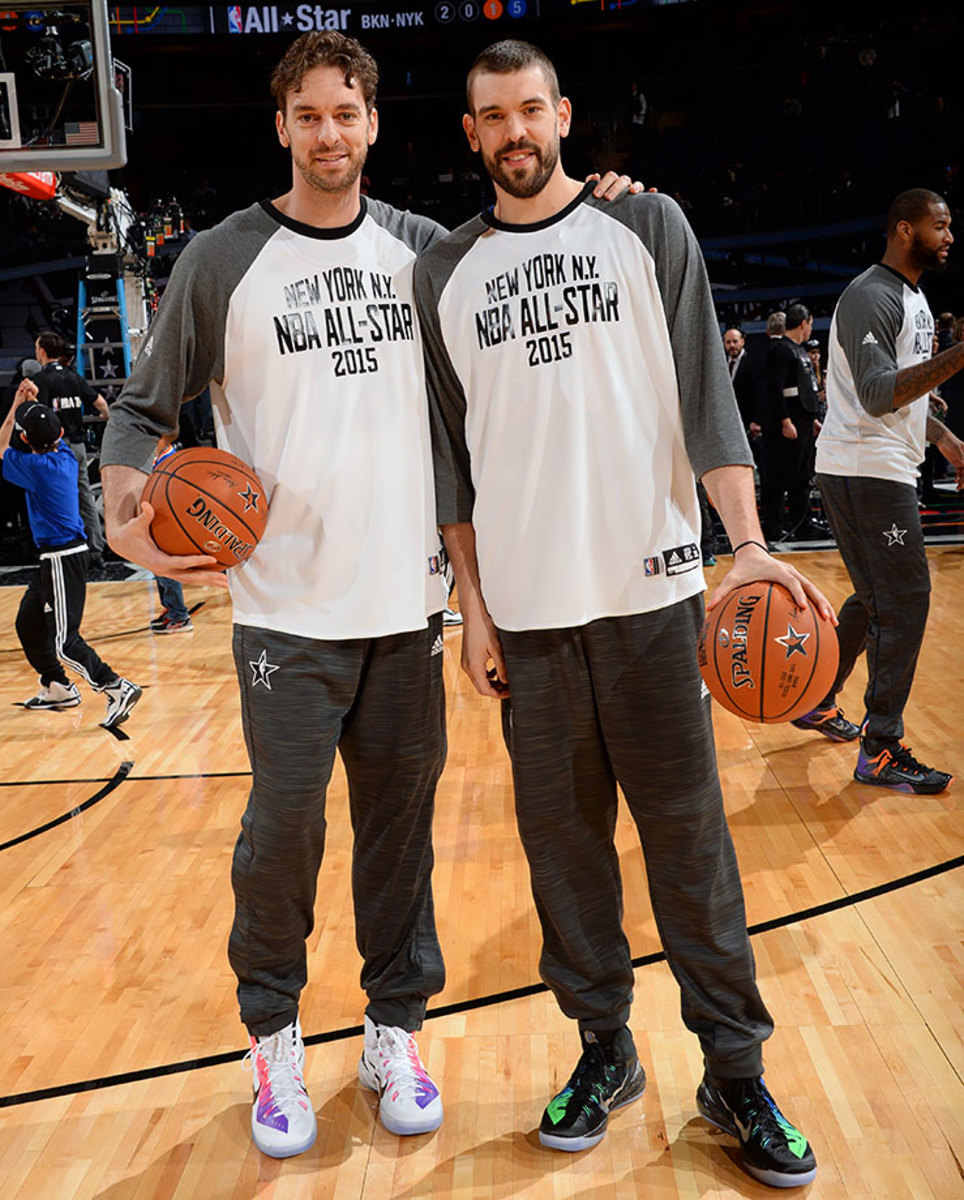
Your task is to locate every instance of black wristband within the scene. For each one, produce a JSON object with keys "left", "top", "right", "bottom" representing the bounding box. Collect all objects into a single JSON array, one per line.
[{"left": 732, "top": 539, "right": 769, "bottom": 555}]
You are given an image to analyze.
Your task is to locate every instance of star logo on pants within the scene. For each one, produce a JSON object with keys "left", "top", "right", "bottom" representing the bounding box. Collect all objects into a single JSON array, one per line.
[
  {"left": 883, "top": 523, "right": 907, "bottom": 546},
  {"left": 249, "top": 649, "right": 280, "bottom": 690}
]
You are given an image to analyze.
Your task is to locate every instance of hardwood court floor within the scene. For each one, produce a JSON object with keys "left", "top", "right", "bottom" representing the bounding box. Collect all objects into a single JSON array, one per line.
[{"left": 0, "top": 549, "right": 961, "bottom": 1199}]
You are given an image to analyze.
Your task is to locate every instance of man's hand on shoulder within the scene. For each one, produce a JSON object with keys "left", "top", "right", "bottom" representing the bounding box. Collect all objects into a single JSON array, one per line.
[{"left": 587, "top": 171, "right": 656, "bottom": 200}]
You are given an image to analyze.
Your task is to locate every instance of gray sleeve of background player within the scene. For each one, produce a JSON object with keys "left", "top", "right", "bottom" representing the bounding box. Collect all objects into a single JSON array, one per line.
[
  {"left": 592, "top": 193, "right": 751, "bottom": 480},
  {"left": 414, "top": 223, "right": 485, "bottom": 526},
  {"left": 100, "top": 204, "right": 276, "bottom": 474},
  {"left": 833, "top": 271, "right": 905, "bottom": 416}
]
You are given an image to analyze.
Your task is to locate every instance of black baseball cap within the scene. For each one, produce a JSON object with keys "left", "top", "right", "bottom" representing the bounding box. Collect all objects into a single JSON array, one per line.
[{"left": 16, "top": 401, "right": 63, "bottom": 451}]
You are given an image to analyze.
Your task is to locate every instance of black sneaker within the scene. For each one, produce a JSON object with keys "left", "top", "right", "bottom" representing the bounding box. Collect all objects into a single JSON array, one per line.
[
  {"left": 790, "top": 704, "right": 860, "bottom": 742},
  {"left": 697, "top": 1074, "right": 816, "bottom": 1188},
  {"left": 854, "top": 742, "right": 952, "bottom": 794},
  {"left": 149, "top": 610, "right": 171, "bottom": 632},
  {"left": 538, "top": 1027, "right": 646, "bottom": 1151}
]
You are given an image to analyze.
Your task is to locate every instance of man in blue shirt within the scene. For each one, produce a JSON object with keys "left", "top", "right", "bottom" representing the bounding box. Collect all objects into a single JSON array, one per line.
[{"left": 0, "top": 393, "right": 141, "bottom": 729}]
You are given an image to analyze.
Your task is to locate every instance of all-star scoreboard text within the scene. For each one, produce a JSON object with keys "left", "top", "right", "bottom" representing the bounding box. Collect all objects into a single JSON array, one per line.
[{"left": 104, "top": 1, "right": 690, "bottom": 38}]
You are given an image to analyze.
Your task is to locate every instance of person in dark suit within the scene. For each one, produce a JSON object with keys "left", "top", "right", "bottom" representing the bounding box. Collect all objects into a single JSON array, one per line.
[{"left": 723, "top": 327, "right": 764, "bottom": 464}]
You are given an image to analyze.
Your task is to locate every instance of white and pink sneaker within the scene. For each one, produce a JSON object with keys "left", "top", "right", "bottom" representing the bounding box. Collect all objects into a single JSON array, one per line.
[
  {"left": 358, "top": 1014, "right": 443, "bottom": 1135},
  {"left": 246, "top": 1019, "right": 316, "bottom": 1157}
]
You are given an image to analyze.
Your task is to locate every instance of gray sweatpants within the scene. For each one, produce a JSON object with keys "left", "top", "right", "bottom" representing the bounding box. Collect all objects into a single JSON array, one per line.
[
  {"left": 498, "top": 595, "right": 773, "bottom": 1080},
  {"left": 229, "top": 617, "right": 447, "bottom": 1038},
  {"left": 816, "top": 474, "right": 931, "bottom": 746}
]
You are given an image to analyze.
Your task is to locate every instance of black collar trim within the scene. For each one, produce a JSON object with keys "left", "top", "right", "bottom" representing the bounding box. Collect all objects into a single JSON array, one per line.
[
  {"left": 260, "top": 196, "right": 368, "bottom": 239},
  {"left": 878, "top": 262, "right": 920, "bottom": 293},
  {"left": 480, "top": 181, "right": 594, "bottom": 233}
]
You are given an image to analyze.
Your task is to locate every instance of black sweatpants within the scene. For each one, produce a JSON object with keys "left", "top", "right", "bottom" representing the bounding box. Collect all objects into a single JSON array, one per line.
[
  {"left": 229, "top": 617, "right": 447, "bottom": 1038},
  {"left": 498, "top": 595, "right": 773, "bottom": 1080},
  {"left": 16, "top": 541, "right": 116, "bottom": 689},
  {"left": 761, "top": 418, "right": 816, "bottom": 540},
  {"left": 816, "top": 474, "right": 931, "bottom": 746}
]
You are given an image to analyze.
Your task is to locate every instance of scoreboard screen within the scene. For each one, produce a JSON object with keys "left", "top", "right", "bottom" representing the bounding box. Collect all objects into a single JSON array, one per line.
[{"left": 104, "top": 1, "right": 693, "bottom": 38}]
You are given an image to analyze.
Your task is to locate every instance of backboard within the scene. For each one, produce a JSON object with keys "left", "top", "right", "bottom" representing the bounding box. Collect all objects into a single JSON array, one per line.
[{"left": 0, "top": 0, "right": 126, "bottom": 170}]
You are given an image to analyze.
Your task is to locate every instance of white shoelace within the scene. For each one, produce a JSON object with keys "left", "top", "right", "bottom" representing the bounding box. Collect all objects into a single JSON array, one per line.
[
  {"left": 244, "top": 1027, "right": 307, "bottom": 1114},
  {"left": 372, "top": 1026, "right": 431, "bottom": 1101}
]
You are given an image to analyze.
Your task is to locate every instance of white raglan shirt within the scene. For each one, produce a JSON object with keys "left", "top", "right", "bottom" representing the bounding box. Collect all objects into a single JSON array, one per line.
[
  {"left": 102, "top": 199, "right": 448, "bottom": 639},
  {"left": 817, "top": 263, "right": 934, "bottom": 485},
  {"left": 416, "top": 187, "right": 752, "bottom": 632}
]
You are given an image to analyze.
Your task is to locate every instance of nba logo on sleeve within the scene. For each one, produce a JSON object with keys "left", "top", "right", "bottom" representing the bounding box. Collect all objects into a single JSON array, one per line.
[{"left": 643, "top": 556, "right": 662, "bottom": 577}]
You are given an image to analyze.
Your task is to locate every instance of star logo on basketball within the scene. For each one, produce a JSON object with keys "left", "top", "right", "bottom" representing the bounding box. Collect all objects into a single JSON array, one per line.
[
  {"left": 142, "top": 448, "right": 267, "bottom": 566},
  {"left": 699, "top": 581, "right": 838, "bottom": 724},
  {"left": 774, "top": 624, "right": 810, "bottom": 658},
  {"left": 239, "top": 483, "right": 261, "bottom": 513}
]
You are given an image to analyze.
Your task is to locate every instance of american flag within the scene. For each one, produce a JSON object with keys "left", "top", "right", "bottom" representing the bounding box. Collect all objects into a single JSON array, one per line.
[{"left": 64, "top": 121, "right": 100, "bottom": 146}]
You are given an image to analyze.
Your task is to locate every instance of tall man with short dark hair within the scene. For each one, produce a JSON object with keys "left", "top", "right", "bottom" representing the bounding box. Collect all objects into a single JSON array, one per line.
[
  {"left": 100, "top": 31, "right": 450, "bottom": 1160},
  {"left": 416, "top": 38, "right": 830, "bottom": 1190},
  {"left": 814, "top": 188, "right": 964, "bottom": 793}
]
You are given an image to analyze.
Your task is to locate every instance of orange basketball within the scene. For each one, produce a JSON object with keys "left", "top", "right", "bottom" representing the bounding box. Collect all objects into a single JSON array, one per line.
[
  {"left": 141, "top": 447, "right": 267, "bottom": 568},
  {"left": 697, "top": 581, "right": 838, "bottom": 723}
]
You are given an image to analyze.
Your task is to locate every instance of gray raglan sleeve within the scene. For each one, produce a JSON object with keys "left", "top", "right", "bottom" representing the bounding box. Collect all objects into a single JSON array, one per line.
[
  {"left": 414, "top": 229, "right": 481, "bottom": 526},
  {"left": 101, "top": 206, "right": 272, "bottom": 474},
  {"left": 366, "top": 197, "right": 448, "bottom": 255},
  {"left": 833, "top": 274, "right": 905, "bottom": 416},
  {"left": 603, "top": 193, "right": 752, "bottom": 479}
]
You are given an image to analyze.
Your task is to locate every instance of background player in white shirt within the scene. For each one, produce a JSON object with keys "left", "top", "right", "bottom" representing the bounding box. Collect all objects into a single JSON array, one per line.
[
  {"left": 417, "top": 39, "right": 833, "bottom": 1190},
  {"left": 814, "top": 188, "right": 964, "bottom": 793}
]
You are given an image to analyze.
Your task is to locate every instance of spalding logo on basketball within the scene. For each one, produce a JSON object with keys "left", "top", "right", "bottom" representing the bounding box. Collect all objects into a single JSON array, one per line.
[
  {"left": 697, "top": 580, "right": 838, "bottom": 723},
  {"left": 141, "top": 447, "right": 268, "bottom": 567}
]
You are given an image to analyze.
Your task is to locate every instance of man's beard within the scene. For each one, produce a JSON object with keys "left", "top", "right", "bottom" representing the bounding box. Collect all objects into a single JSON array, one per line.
[
  {"left": 292, "top": 144, "right": 367, "bottom": 196},
  {"left": 909, "top": 232, "right": 948, "bottom": 274},
  {"left": 482, "top": 136, "right": 559, "bottom": 200}
]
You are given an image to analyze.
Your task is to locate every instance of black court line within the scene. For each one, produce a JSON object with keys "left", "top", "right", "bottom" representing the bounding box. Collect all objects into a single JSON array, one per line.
[
  {"left": 0, "top": 768, "right": 250, "bottom": 789},
  {"left": 0, "top": 763, "right": 133, "bottom": 853},
  {"left": 0, "top": 766, "right": 251, "bottom": 852},
  {"left": 0, "top": 853, "right": 959, "bottom": 1111}
]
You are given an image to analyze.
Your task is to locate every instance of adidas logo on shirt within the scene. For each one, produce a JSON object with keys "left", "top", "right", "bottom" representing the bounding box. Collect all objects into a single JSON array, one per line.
[
  {"left": 862, "top": 331, "right": 879, "bottom": 345},
  {"left": 430, "top": 634, "right": 444, "bottom": 656}
]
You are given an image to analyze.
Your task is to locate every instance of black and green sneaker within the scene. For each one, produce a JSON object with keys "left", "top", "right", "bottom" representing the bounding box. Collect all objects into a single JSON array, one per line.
[
  {"left": 538, "top": 1027, "right": 646, "bottom": 1151},
  {"left": 697, "top": 1074, "right": 817, "bottom": 1188}
]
